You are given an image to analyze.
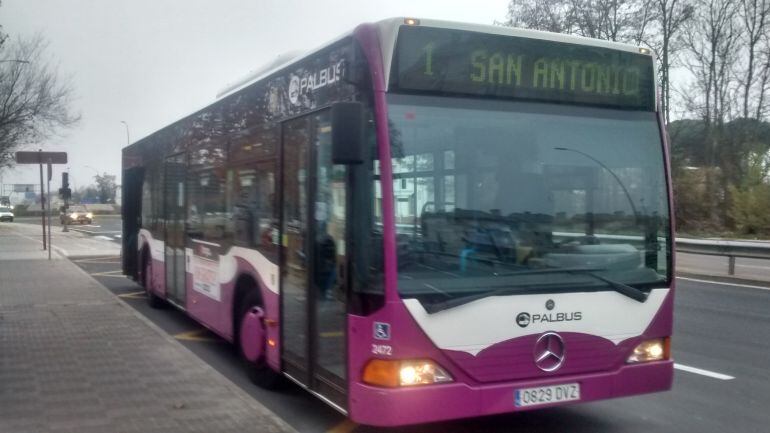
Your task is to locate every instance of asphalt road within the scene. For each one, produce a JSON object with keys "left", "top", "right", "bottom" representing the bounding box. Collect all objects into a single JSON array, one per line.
[
  {"left": 70, "top": 249, "right": 770, "bottom": 433},
  {"left": 13, "top": 214, "right": 122, "bottom": 243}
]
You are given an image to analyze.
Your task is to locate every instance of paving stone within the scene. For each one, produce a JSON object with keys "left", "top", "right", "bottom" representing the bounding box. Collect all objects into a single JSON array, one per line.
[{"left": 0, "top": 225, "right": 296, "bottom": 433}]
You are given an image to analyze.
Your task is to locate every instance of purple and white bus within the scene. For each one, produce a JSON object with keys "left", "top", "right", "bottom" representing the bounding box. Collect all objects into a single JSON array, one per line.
[{"left": 122, "top": 18, "right": 674, "bottom": 426}]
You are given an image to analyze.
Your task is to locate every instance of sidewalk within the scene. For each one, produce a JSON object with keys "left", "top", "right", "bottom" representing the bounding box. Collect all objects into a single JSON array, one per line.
[{"left": 0, "top": 223, "right": 297, "bottom": 433}]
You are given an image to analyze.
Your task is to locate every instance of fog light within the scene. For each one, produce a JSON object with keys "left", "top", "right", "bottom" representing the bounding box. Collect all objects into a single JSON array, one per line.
[{"left": 627, "top": 338, "right": 669, "bottom": 363}]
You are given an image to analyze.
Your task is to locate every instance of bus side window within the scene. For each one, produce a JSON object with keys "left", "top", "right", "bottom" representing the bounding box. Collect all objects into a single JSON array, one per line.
[
  {"left": 231, "top": 163, "right": 277, "bottom": 260},
  {"left": 187, "top": 169, "right": 227, "bottom": 241}
]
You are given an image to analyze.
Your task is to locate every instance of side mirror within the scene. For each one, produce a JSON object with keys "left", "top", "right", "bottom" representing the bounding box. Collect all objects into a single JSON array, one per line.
[{"left": 331, "top": 102, "right": 364, "bottom": 165}]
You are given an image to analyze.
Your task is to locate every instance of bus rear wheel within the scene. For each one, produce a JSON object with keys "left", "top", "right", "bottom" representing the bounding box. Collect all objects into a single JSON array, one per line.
[
  {"left": 141, "top": 252, "right": 164, "bottom": 309},
  {"left": 237, "top": 291, "right": 283, "bottom": 389}
]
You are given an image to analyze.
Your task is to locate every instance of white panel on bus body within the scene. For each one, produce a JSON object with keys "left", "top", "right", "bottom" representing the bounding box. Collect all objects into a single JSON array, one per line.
[
  {"left": 219, "top": 246, "right": 280, "bottom": 294},
  {"left": 403, "top": 288, "right": 669, "bottom": 356},
  {"left": 139, "top": 228, "right": 165, "bottom": 263}
]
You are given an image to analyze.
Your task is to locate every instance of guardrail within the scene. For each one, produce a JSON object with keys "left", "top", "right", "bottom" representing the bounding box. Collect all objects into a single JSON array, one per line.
[{"left": 676, "top": 238, "right": 770, "bottom": 275}]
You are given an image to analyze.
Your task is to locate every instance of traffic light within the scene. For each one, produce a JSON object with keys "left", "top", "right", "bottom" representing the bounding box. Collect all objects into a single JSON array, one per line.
[{"left": 59, "top": 172, "right": 71, "bottom": 200}]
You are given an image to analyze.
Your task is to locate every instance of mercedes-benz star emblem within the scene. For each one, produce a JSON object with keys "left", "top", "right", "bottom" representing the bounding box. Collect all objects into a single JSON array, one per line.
[
  {"left": 546, "top": 299, "right": 555, "bottom": 310},
  {"left": 533, "top": 332, "right": 565, "bottom": 372}
]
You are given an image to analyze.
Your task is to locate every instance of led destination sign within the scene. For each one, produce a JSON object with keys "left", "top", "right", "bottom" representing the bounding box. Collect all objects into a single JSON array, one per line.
[{"left": 393, "top": 26, "right": 655, "bottom": 110}]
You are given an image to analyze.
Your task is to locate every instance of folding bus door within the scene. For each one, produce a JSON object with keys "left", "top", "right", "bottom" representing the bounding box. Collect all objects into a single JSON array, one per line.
[
  {"left": 163, "top": 153, "right": 187, "bottom": 306},
  {"left": 281, "top": 110, "right": 348, "bottom": 410},
  {"left": 121, "top": 166, "right": 143, "bottom": 278}
]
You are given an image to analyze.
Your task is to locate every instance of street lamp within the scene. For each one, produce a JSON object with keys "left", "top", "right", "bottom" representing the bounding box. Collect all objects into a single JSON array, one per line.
[{"left": 120, "top": 120, "right": 130, "bottom": 146}]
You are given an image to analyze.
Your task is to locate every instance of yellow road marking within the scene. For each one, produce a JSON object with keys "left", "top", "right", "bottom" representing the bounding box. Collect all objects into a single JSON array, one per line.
[
  {"left": 173, "top": 329, "right": 219, "bottom": 343},
  {"left": 73, "top": 256, "right": 120, "bottom": 264},
  {"left": 89, "top": 270, "right": 125, "bottom": 277},
  {"left": 320, "top": 331, "right": 344, "bottom": 338},
  {"left": 118, "top": 291, "right": 147, "bottom": 299},
  {"left": 327, "top": 419, "right": 358, "bottom": 433}
]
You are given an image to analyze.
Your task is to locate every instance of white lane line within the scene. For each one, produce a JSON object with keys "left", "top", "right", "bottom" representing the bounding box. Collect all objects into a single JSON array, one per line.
[
  {"left": 94, "top": 235, "right": 114, "bottom": 241},
  {"left": 674, "top": 363, "right": 735, "bottom": 380},
  {"left": 677, "top": 276, "right": 770, "bottom": 291},
  {"left": 736, "top": 263, "right": 770, "bottom": 269}
]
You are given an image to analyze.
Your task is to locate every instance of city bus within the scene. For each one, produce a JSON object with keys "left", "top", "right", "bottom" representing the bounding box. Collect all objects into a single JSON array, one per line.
[{"left": 121, "top": 18, "right": 674, "bottom": 426}]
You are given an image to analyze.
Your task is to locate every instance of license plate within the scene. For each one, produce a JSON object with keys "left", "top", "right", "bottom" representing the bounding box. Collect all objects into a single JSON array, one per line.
[{"left": 515, "top": 383, "right": 580, "bottom": 407}]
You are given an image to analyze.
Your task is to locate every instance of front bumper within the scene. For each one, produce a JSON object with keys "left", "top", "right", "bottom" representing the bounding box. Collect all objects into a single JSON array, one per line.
[
  {"left": 0, "top": 216, "right": 13, "bottom": 221},
  {"left": 349, "top": 360, "right": 673, "bottom": 427}
]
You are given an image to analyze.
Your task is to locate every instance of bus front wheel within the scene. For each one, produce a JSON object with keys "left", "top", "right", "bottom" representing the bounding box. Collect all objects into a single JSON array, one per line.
[{"left": 238, "top": 291, "right": 283, "bottom": 389}]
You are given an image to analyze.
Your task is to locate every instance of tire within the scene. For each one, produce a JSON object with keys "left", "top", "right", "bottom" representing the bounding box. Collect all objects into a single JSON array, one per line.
[
  {"left": 237, "top": 291, "right": 283, "bottom": 389},
  {"left": 141, "top": 252, "right": 165, "bottom": 309}
]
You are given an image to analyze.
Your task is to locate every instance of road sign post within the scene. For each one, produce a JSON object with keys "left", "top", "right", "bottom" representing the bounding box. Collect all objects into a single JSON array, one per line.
[
  {"left": 15, "top": 151, "right": 67, "bottom": 258},
  {"left": 47, "top": 161, "right": 52, "bottom": 260}
]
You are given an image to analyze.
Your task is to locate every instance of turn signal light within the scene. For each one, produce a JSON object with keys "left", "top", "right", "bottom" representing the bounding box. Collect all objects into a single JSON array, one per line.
[
  {"left": 627, "top": 337, "right": 670, "bottom": 363},
  {"left": 362, "top": 359, "right": 453, "bottom": 388}
]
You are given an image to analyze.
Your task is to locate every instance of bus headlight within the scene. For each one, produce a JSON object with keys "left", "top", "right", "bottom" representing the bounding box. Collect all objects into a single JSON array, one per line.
[
  {"left": 627, "top": 338, "right": 670, "bottom": 363},
  {"left": 362, "top": 359, "right": 453, "bottom": 387}
]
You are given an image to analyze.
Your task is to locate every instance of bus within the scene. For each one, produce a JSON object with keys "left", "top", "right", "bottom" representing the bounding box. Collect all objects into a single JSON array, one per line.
[{"left": 122, "top": 18, "right": 674, "bottom": 426}]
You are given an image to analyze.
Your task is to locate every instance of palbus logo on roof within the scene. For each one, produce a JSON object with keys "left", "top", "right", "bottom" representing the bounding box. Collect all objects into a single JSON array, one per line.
[{"left": 288, "top": 59, "right": 345, "bottom": 105}]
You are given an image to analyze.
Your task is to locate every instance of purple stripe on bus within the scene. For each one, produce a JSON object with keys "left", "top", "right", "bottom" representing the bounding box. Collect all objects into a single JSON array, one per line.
[
  {"left": 348, "top": 300, "right": 672, "bottom": 426},
  {"left": 349, "top": 361, "right": 672, "bottom": 426},
  {"left": 232, "top": 256, "right": 281, "bottom": 370},
  {"left": 443, "top": 333, "right": 636, "bottom": 383},
  {"left": 353, "top": 23, "right": 400, "bottom": 303},
  {"left": 240, "top": 306, "right": 266, "bottom": 362},
  {"left": 150, "top": 258, "right": 165, "bottom": 297},
  {"left": 659, "top": 107, "right": 677, "bottom": 296},
  {"left": 186, "top": 273, "right": 226, "bottom": 339}
]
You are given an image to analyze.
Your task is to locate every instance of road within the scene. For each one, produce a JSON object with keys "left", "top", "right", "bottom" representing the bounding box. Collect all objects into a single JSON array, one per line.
[
  {"left": 13, "top": 214, "right": 122, "bottom": 244},
  {"left": 51, "top": 231, "right": 768, "bottom": 433}
]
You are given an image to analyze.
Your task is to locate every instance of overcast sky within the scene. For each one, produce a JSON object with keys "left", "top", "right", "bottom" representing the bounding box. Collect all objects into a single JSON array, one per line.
[{"left": 0, "top": 0, "right": 509, "bottom": 190}]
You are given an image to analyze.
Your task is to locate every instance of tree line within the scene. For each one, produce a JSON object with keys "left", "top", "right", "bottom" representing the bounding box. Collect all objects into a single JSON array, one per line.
[{"left": 502, "top": 0, "right": 770, "bottom": 237}]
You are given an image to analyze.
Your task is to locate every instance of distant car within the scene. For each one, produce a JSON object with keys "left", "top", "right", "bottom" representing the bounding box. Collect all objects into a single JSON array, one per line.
[
  {"left": 0, "top": 207, "right": 14, "bottom": 222},
  {"left": 60, "top": 205, "right": 93, "bottom": 225}
]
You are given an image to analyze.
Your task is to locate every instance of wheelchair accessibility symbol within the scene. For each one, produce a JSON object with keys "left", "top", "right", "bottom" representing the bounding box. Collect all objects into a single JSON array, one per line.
[{"left": 374, "top": 322, "right": 391, "bottom": 340}]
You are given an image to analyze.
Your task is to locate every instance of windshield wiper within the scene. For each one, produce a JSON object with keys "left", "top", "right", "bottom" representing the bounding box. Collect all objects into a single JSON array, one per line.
[
  {"left": 497, "top": 267, "right": 648, "bottom": 303},
  {"left": 419, "top": 267, "right": 647, "bottom": 314}
]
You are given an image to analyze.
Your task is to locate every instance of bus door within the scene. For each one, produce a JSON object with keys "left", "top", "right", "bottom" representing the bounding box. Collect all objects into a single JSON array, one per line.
[
  {"left": 281, "top": 110, "right": 348, "bottom": 410},
  {"left": 122, "top": 166, "right": 144, "bottom": 278},
  {"left": 163, "top": 153, "right": 187, "bottom": 306}
]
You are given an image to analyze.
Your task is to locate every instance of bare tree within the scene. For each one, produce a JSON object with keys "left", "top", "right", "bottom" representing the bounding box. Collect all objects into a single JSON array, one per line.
[
  {"left": 568, "top": 0, "right": 644, "bottom": 41},
  {"left": 502, "top": 0, "right": 656, "bottom": 43},
  {"left": 681, "top": 0, "right": 741, "bottom": 125},
  {"left": 650, "top": 0, "right": 694, "bottom": 124},
  {"left": 0, "top": 34, "right": 79, "bottom": 168},
  {"left": 756, "top": 39, "right": 770, "bottom": 119},
  {"left": 501, "top": 0, "right": 575, "bottom": 33},
  {"left": 738, "top": 0, "right": 770, "bottom": 119},
  {"left": 680, "top": 0, "right": 742, "bottom": 225}
]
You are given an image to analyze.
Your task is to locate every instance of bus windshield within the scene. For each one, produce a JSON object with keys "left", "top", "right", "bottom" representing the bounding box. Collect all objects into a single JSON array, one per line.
[{"left": 386, "top": 94, "right": 670, "bottom": 308}]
